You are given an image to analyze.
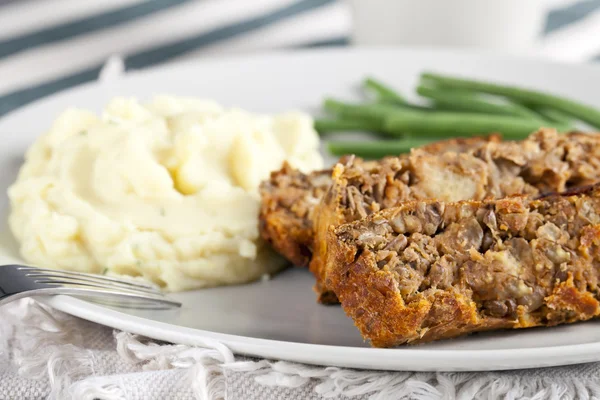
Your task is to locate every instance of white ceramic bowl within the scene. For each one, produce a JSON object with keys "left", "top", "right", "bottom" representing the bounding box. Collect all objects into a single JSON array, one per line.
[{"left": 348, "top": 0, "right": 546, "bottom": 52}]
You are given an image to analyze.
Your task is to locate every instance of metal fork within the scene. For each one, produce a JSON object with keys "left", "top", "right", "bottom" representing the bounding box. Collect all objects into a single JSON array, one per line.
[{"left": 0, "top": 264, "right": 181, "bottom": 309}]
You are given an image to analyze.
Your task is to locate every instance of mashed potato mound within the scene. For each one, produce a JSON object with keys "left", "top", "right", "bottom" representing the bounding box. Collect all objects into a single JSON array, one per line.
[{"left": 8, "top": 96, "right": 323, "bottom": 291}]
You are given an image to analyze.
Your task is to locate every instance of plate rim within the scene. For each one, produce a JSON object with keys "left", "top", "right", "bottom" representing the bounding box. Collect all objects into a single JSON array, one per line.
[{"left": 7, "top": 46, "right": 600, "bottom": 371}]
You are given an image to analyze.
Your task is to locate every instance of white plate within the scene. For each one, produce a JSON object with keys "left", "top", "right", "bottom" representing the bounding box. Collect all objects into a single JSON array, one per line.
[{"left": 3, "top": 48, "right": 600, "bottom": 372}]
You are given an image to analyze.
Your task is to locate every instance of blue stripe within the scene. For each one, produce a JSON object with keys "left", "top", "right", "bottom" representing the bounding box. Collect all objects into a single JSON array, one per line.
[
  {"left": 125, "top": 0, "right": 336, "bottom": 69},
  {"left": 0, "top": 66, "right": 101, "bottom": 117},
  {"left": 545, "top": 0, "right": 600, "bottom": 33},
  {"left": 299, "top": 37, "right": 349, "bottom": 48},
  {"left": 0, "top": 0, "right": 191, "bottom": 60},
  {"left": 0, "top": 0, "right": 337, "bottom": 117}
]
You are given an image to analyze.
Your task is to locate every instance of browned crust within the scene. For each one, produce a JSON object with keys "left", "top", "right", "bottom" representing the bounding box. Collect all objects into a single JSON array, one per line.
[
  {"left": 419, "top": 133, "right": 502, "bottom": 153},
  {"left": 330, "top": 185, "right": 600, "bottom": 347},
  {"left": 312, "top": 130, "right": 600, "bottom": 304}
]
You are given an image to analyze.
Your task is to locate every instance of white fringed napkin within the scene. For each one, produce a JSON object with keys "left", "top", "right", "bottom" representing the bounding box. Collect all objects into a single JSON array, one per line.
[{"left": 2, "top": 300, "right": 600, "bottom": 400}]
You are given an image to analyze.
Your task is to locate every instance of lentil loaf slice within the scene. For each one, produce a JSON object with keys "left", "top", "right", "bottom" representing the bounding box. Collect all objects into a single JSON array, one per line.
[
  {"left": 311, "top": 129, "right": 600, "bottom": 303},
  {"left": 259, "top": 136, "right": 500, "bottom": 268},
  {"left": 259, "top": 163, "right": 335, "bottom": 268},
  {"left": 330, "top": 184, "right": 600, "bottom": 347}
]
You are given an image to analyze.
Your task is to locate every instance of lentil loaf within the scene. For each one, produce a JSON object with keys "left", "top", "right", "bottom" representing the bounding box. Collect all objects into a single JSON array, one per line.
[
  {"left": 312, "top": 130, "right": 600, "bottom": 303},
  {"left": 259, "top": 135, "right": 500, "bottom": 269},
  {"left": 259, "top": 163, "right": 336, "bottom": 268},
  {"left": 330, "top": 184, "right": 600, "bottom": 347}
]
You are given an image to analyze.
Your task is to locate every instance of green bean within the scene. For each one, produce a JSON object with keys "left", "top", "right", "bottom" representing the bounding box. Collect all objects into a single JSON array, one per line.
[
  {"left": 384, "top": 112, "right": 570, "bottom": 140},
  {"left": 416, "top": 85, "right": 543, "bottom": 120},
  {"left": 314, "top": 118, "right": 383, "bottom": 134},
  {"left": 322, "top": 99, "right": 409, "bottom": 136},
  {"left": 379, "top": 101, "right": 434, "bottom": 112},
  {"left": 323, "top": 98, "right": 436, "bottom": 120},
  {"left": 421, "top": 72, "right": 600, "bottom": 128},
  {"left": 328, "top": 139, "right": 434, "bottom": 158},
  {"left": 524, "top": 106, "right": 575, "bottom": 126},
  {"left": 323, "top": 98, "right": 399, "bottom": 120},
  {"left": 363, "top": 77, "right": 407, "bottom": 105},
  {"left": 323, "top": 98, "right": 568, "bottom": 139}
]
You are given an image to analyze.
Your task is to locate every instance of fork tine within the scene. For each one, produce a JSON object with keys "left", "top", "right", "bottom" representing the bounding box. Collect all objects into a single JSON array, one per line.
[
  {"left": 24, "top": 270, "right": 162, "bottom": 293},
  {"left": 32, "top": 278, "right": 164, "bottom": 297},
  {"left": 32, "top": 280, "right": 176, "bottom": 305},
  {"left": 31, "top": 275, "right": 163, "bottom": 296},
  {"left": 17, "top": 266, "right": 158, "bottom": 289}
]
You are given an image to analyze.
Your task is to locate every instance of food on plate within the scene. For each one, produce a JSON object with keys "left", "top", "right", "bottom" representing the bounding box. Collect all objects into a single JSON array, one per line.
[
  {"left": 307, "top": 73, "right": 600, "bottom": 343},
  {"left": 363, "top": 77, "right": 407, "bottom": 105},
  {"left": 415, "top": 85, "right": 544, "bottom": 120},
  {"left": 323, "top": 98, "right": 566, "bottom": 141},
  {"left": 259, "top": 164, "right": 335, "bottom": 268},
  {"left": 316, "top": 74, "right": 600, "bottom": 159},
  {"left": 330, "top": 184, "right": 600, "bottom": 347},
  {"left": 312, "top": 129, "right": 600, "bottom": 303},
  {"left": 327, "top": 138, "right": 462, "bottom": 159},
  {"left": 8, "top": 96, "right": 323, "bottom": 291},
  {"left": 259, "top": 135, "right": 498, "bottom": 271},
  {"left": 419, "top": 72, "right": 600, "bottom": 128}
]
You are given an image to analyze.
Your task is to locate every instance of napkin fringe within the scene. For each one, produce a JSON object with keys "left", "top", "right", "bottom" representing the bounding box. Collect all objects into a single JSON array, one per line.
[
  {"left": 226, "top": 361, "right": 599, "bottom": 400},
  {"left": 70, "top": 380, "right": 126, "bottom": 400},
  {"left": 3, "top": 300, "right": 98, "bottom": 400},
  {"left": 108, "top": 331, "right": 229, "bottom": 400}
]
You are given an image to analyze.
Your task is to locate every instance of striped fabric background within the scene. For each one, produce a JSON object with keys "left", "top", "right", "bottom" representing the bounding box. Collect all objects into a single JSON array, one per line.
[{"left": 2, "top": 0, "right": 600, "bottom": 118}]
